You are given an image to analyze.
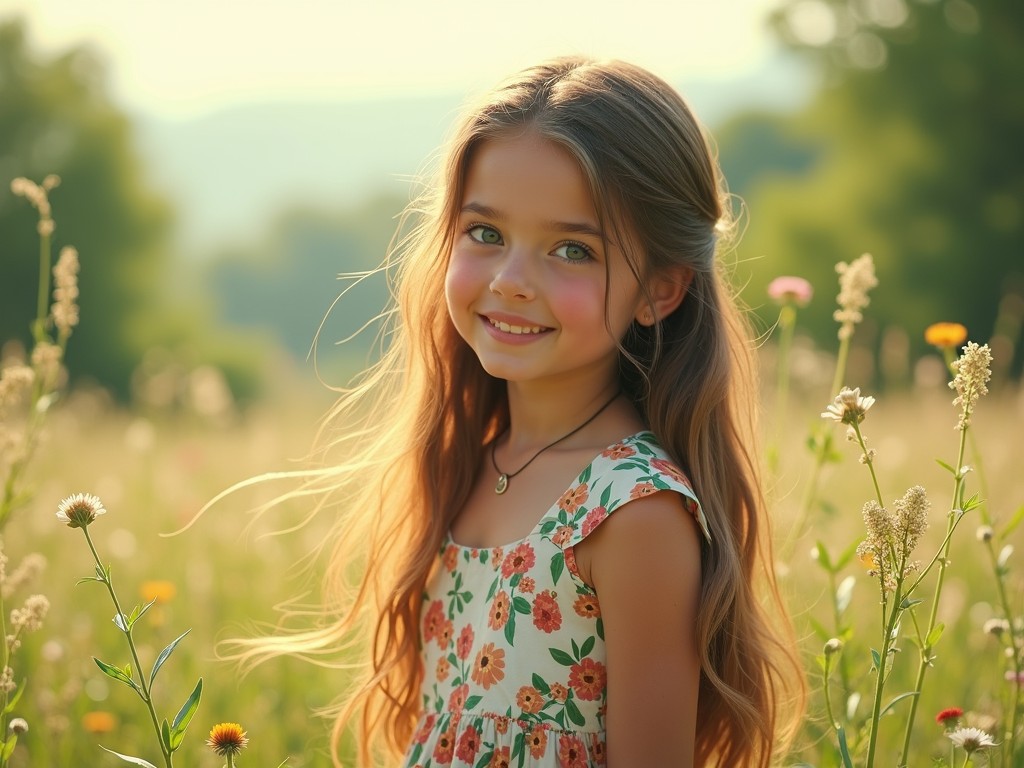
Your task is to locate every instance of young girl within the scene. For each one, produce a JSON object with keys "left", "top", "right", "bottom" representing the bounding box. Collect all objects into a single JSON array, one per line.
[{"left": 235, "top": 57, "right": 801, "bottom": 767}]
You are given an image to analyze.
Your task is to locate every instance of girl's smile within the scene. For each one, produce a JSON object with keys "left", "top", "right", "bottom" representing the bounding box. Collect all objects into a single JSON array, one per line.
[{"left": 445, "top": 131, "right": 647, "bottom": 390}]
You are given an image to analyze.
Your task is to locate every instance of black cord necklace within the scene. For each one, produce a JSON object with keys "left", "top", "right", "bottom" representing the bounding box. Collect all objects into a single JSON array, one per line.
[{"left": 490, "top": 391, "right": 621, "bottom": 495}]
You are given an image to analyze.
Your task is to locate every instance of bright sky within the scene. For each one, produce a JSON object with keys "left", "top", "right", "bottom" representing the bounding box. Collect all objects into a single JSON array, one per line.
[{"left": 2, "top": 0, "right": 785, "bottom": 118}]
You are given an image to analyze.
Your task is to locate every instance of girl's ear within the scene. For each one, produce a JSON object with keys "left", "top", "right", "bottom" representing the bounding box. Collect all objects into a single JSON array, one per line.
[{"left": 635, "top": 267, "right": 693, "bottom": 326}]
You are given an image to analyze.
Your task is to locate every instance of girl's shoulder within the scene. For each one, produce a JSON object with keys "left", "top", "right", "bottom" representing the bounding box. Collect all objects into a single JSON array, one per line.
[{"left": 558, "top": 431, "right": 710, "bottom": 550}]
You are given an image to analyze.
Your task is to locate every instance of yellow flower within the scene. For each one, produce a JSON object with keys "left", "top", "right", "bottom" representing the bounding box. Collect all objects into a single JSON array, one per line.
[
  {"left": 924, "top": 322, "right": 968, "bottom": 349},
  {"left": 207, "top": 722, "right": 249, "bottom": 756},
  {"left": 140, "top": 580, "right": 177, "bottom": 604}
]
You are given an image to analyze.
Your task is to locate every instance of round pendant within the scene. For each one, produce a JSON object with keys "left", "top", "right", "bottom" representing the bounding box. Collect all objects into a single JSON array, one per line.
[{"left": 495, "top": 474, "right": 509, "bottom": 495}]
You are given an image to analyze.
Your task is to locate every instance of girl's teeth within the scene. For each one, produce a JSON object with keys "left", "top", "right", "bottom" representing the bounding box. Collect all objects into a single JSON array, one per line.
[{"left": 491, "top": 319, "right": 542, "bottom": 334}]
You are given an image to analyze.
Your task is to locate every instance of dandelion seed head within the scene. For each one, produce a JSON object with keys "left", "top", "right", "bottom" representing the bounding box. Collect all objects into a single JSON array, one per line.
[
  {"left": 925, "top": 322, "right": 968, "bottom": 349},
  {"left": 822, "top": 386, "right": 876, "bottom": 425},
  {"left": 833, "top": 253, "right": 878, "bottom": 340},
  {"left": 949, "top": 342, "right": 992, "bottom": 430},
  {"left": 56, "top": 493, "right": 106, "bottom": 529},
  {"left": 947, "top": 725, "right": 997, "bottom": 754},
  {"left": 207, "top": 722, "right": 249, "bottom": 756},
  {"left": 768, "top": 275, "right": 814, "bottom": 307}
]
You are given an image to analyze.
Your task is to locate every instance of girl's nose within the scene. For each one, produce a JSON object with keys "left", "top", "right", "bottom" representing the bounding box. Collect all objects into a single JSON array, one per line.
[{"left": 489, "top": 248, "right": 535, "bottom": 301}]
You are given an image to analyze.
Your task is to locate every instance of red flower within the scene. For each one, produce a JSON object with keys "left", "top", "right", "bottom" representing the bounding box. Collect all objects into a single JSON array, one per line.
[
  {"left": 527, "top": 725, "right": 548, "bottom": 758},
  {"left": 413, "top": 714, "right": 435, "bottom": 745},
  {"left": 629, "top": 481, "right": 658, "bottom": 500},
  {"left": 471, "top": 643, "right": 506, "bottom": 689},
  {"left": 488, "top": 591, "right": 510, "bottom": 630},
  {"left": 936, "top": 707, "right": 964, "bottom": 726},
  {"left": 573, "top": 593, "right": 601, "bottom": 619},
  {"left": 433, "top": 723, "right": 456, "bottom": 765},
  {"left": 501, "top": 542, "right": 536, "bottom": 578},
  {"left": 532, "top": 591, "right": 562, "bottom": 633},
  {"left": 581, "top": 506, "right": 608, "bottom": 537},
  {"left": 456, "top": 624, "right": 474, "bottom": 660},
  {"left": 569, "top": 657, "right": 606, "bottom": 701},
  {"left": 590, "top": 736, "right": 607, "bottom": 765},
  {"left": 518, "top": 576, "right": 536, "bottom": 593},
  {"left": 551, "top": 525, "right": 574, "bottom": 547},
  {"left": 423, "top": 600, "right": 444, "bottom": 642},
  {"left": 488, "top": 746, "right": 511, "bottom": 768},
  {"left": 516, "top": 685, "right": 543, "bottom": 714},
  {"left": 557, "top": 734, "right": 588, "bottom": 768},
  {"left": 558, "top": 483, "right": 589, "bottom": 514},
  {"left": 455, "top": 724, "right": 481, "bottom": 762},
  {"left": 650, "top": 457, "right": 690, "bottom": 485},
  {"left": 447, "top": 683, "right": 469, "bottom": 712},
  {"left": 601, "top": 443, "right": 635, "bottom": 459}
]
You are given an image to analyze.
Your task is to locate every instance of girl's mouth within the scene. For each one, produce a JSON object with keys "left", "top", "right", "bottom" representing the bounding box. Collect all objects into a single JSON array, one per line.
[{"left": 485, "top": 316, "right": 550, "bottom": 335}]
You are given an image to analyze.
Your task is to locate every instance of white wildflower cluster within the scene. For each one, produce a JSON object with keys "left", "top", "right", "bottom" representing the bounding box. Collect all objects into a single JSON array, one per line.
[
  {"left": 833, "top": 254, "right": 878, "bottom": 340},
  {"left": 10, "top": 176, "right": 60, "bottom": 237},
  {"left": 31, "top": 341, "right": 64, "bottom": 392},
  {"left": 2, "top": 553, "right": 46, "bottom": 600},
  {"left": 51, "top": 246, "right": 80, "bottom": 338},
  {"left": 0, "top": 365, "right": 35, "bottom": 413},
  {"left": 822, "top": 387, "right": 876, "bottom": 426},
  {"left": 948, "top": 726, "right": 997, "bottom": 755},
  {"left": 0, "top": 666, "right": 14, "bottom": 693},
  {"left": 8, "top": 594, "right": 49, "bottom": 651},
  {"left": 949, "top": 341, "right": 993, "bottom": 431},
  {"left": 856, "top": 486, "right": 931, "bottom": 592}
]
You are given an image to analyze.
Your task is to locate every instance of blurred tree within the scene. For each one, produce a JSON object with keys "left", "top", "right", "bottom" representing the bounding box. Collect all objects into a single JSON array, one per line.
[
  {"left": 0, "top": 18, "right": 172, "bottom": 398},
  {"left": 722, "top": 0, "right": 1023, "bottom": 378}
]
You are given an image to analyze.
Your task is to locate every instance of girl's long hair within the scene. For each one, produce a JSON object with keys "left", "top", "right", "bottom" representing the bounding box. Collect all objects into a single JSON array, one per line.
[{"left": 226, "top": 57, "right": 803, "bottom": 767}]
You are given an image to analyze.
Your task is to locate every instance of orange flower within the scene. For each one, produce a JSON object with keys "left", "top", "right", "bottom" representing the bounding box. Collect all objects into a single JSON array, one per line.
[
  {"left": 456, "top": 624, "right": 474, "bottom": 660},
  {"left": 568, "top": 657, "right": 606, "bottom": 701},
  {"left": 590, "top": 737, "right": 608, "bottom": 765},
  {"left": 489, "top": 746, "right": 511, "bottom": 768},
  {"left": 488, "top": 591, "right": 510, "bottom": 630},
  {"left": 551, "top": 525, "right": 574, "bottom": 547},
  {"left": 82, "top": 710, "right": 117, "bottom": 734},
  {"left": 557, "top": 734, "right": 589, "bottom": 768},
  {"left": 455, "top": 724, "right": 482, "bottom": 762},
  {"left": 518, "top": 576, "right": 536, "bottom": 593},
  {"left": 436, "top": 618, "right": 454, "bottom": 650},
  {"left": 581, "top": 506, "right": 608, "bottom": 537},
  {"left": 558, "top": 483, "right": 589, "bottom": 514},
  {"left": 650, "top": 457, "right": 689, "bottom": 485},
  {"left": 423, "top": 600, "right": 444, "bottom": 642},
  {"left": 601, "top": 443, "right": 636, "bottom": 459},
  {"left": 206, "top": 722, "right": 248, "bottom": 757},
  {"left": 528, "top": 725, "right": 548, "bottom": 758},
  {"left": 433, "top": 723, "right": 456, "bottom": 765},
  {"left": 549, "top": 682, "right": 569, "bottom": 702},
  {"left": 140, "top": 580, "right": 176, "bottom": 604},
  {"left": 925, "top": 322, "right": 968, "bottom": 349},
  {"left": 501, "top": 542, "right": 536, "bottom": 578},
  {"left": 573, "top": 593, "right": 601, "bottom": 619},
  {"left": 436, "top": 655, "right": 451, "bottom": 682},
  {"left": 448, "top": 683, "right": 469, "bottom": 712},
  {"left": 471, "top": 643, "right": 506, "bottom": 689},
  {"left": 442, "top": 544, "right": 460, "bottom": 572},
  {"left": 532, "top": 591, "right": 562, "bottom": 633},
  {"left": 629, "top": 482, "right": 657, "bottom": 500},
  {"left": 516, "top": 685, "right": 544, "bottom": 714}
]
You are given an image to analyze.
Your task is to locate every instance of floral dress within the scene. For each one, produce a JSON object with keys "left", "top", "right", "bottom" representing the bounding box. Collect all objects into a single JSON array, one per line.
[{"left": 401, "top": 431, "right": 710, "bottom": 768}]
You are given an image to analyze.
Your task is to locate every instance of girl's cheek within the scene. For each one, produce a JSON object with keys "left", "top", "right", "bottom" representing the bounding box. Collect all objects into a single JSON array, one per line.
[{"left": 445, "top": 250, "right": 479, "bottom": 315}]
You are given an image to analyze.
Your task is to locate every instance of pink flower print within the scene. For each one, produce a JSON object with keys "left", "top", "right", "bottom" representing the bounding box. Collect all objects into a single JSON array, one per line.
[
  {"left": 490, "top": 547, "right": 504, "bottom": 570},
  {"left": 581, "top": 505, "right": 608, "bottom": 537},
  {"left": 501, "top": 542, "right": 536, "bottom": 579},
  {"left": 551, "top": 525, "right": 574, "bottom": 547},
  {"left": 456, "top": 624, "right": 474, "bottom": 661},
  {"left": 488, "top": 590, "right": 510, "bottom": 630},
  {"left": 471, "top": 642, "right": 506, "bottom": 690},
  {"left": 558, "top": 483, "right": 589, "bottom": 514},
  {"left": 557, "top": 734, "right": 589, "bottom": 768},
  {"left": 518, "top": 576, "right": 536, "bottom": 594},
  {"left": 629, "top": 481, "right": 658, "bottom": 500},
  {"left": 423, "top": 600, "right": 444, "bottom": 642},
  {"left": 442, "top": 544, "right": 459, "bottom": 572},
  {"left": 601, "top": 442, "right": 636, "bottom": 459},
  {"left": 650, "top": 457, "right": 690, "bottom": 485},
  {"left": 433, "top": 722, "right": 456, "bottom": 765},
  {"left": 413, "top": 714, "right": 435, "bottom": 744},
  {"left": 435, "top": 655, "right": 451, "bottom": 682},
  {"left": 532, "top": 590, "right": 562, "bottom": 633},
  {"left": 436, "top": 618, "right": 454, "bottom": 650},
  {"left": 590, "top": 736, "right": 608, "bottom": 765},
  {"left": 568, "top": 657, "right": 606, "bottom": 701},
  {"left": 455, "top": 724, "right": 482, "bottom": 763},
  {"left": 447, "top": 683, "right": 469, "bottom": 712}
]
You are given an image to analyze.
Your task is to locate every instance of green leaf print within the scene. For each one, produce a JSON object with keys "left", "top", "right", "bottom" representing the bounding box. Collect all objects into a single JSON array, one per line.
[
  {"left": 532, "top": 672, "right": 550, "bottom": 694},
  {"left": 599, "top": 484, "right": 612, "bottom": 507},
  {"left": 580, "top": 635, "right": 596, "bottom": 658},
  {"left": 580, "top": 464, "right": 592, "bottom": 484},
  {"left": 550, "top": 647, "right": 575, "bottom": 666},
  {"left": 571, "top": 638, "right": 580, "bottom": 659},
  {"left": 566, "top": 697, "right": 587, "bottom": 727},
  {"left": 486, "top": 575, "right": 499, "bottom": 601},
  {"left": 596, "top": 617, "right": 605, "bottom": 640},
  {"left": 465, "top": 694, "right": 482, "bottom": 710},
  {"left": 512, "top": 732, "right": 526, "bottom": 764},
  {"left": 475, "top": 750, "right": 493, "bottom": 768},
  {"left": 512, "top": 596, "right": 531, "bottom": 615},
  {"left": 550, "top": 552, "right": 564, "bottom": 585},
  {"left": 505, "top": 610, "right": 517, "bottom": 646}
]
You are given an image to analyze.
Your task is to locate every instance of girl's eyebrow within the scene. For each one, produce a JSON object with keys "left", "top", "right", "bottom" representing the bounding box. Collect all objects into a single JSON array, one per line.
[{"left": 460, "top": 201, "right": 605, "bottom": 239}]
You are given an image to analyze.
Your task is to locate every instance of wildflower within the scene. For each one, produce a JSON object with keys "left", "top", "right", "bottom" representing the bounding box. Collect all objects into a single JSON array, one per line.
[
  {"left": 822, "top": 387, "right": 875, "bottom": 425},
  {"left": 140, "top": 580, "right": 177, "bottom": 604},
  {"left": 824, "top": 638, "right": 843, "bottom": 657},
  {"left": 10, "top": 594, "right": 49, "bottom": 633},
  {"left": 949, "top": 342, "right": 993, "bottom": 431},
  {"left": 983, "top": 618, "right": 1010, "bottom": 637},
  {"left": 51, "top": 246, "right": 80, "bottom": 337},
  {"left": 31, "top": 342, "right": 63, "bottom": 391},
  {"left": 947, "top": 726, "right": 997, "bottom": 754},
  {"left": 935, "top": 707, "right": 963, "bottom": 727},
  {"left": 925, "top": 322, "right": 968, "bottom": 349},
  {"left": 0, "top": 366, "right": 34, "bottom": 410},
  {"left": 82, "top": 711, "right": 118, "bottom": 734},
  {"left": 56, "top": 493, "right": 107, "bottom": 529},
  {"left": 2, "top": 552, "right": 46, "bottom": 599},
  {"left": 977, "top": 525, "right": 994, "bottom": 542},
  {"left": 10, "top": 177, "right": 52, "bottom": 218},
  {"left": 768, "top": 276, "right": 814, "bottom": 307},
  {"left": 892, "top": 486, "right": 930, "bottom": 555},
  {"left": 833, "top": 254, "right": 878, "bottom": 340},
  {"left": 207, "top": 722, "right": 249, "bottom": 756},
  {"left": 0, "top": 666, "right": 14, "bottom": 693},
  {"left": 7, "top": 717, "right": 28, "bottom": 735}
]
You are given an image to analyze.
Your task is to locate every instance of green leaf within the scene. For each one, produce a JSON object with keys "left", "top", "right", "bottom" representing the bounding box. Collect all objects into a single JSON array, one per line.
[
  {"left": 571, "top": 639, "right": 580, "bottom": 659},
  {"left": 579, "top": 635, "right": 595, "bottom": 658},
  {"left": 512, "top": 596, "right": 531, "bottom": 615},
  {"left": 549, "top": 648, "right": 576, "bottom": 667},
  {"left": 150, "top": 629, "right": 192, "bottom": 688},
  {"left": 899, "top": 597, "right": 923, "bottom": 611},
  {"left": 99, "top": 747, "right": 159, "bottom": 768},
  {"left": 814, "top": 540, "right": 834, "bottom": 571},
  {"left": 94, "top": 658, "right": 140, "bottom": 693},
  {"left": 169, "top": 678, "right": 203, "bottom": 749},
  {"left": 834, "top": 539, "right": 861, "bottom": 571},
  {"left": 935, "top": 458, "right": 958, "bottom": 475},
  {"left": 1000, "top": 505, "right": 1024, "bottom": 540},
  {"left": 475, "top": 750, "right": 493, "bottom": 768},
  {"left": 161, "top": 719, "right": 172, "bottom": 752},
  {"left": 565, "top": 697, "right": 586, "bottom": 727},
  {"left": 879, "top": 690, "right": 919, "bottom": 717},
  {"left": 2, "top": 737, "right": 16, "bottom": 760},
  {"left": 464, "top": 694, "right": 483, "bottom": 710},
  {"left": 504, "top": 611, "right": 517, "bottom": 646},
  {"left": 837, "top": 727, "right": 854, "bottom": 768},
  {"left": 511, "top": 731, "right": 525, "bottom": 761},
  {"left": 532, "top": 673, "right": 550, "bottom": 695},
  {"left": 113, "top": 613, "right": 129, "bottom": 632},
  {"left": 3, "top": 682, "right": 25, "bottom": 713},
  {"left": 926, "top": 623, "right": 945, "bottom": 648},
  {"left": 870, "top": 648, "right": 881, "bottom": 673},
  {"left": 550, "top": 553, "right": 564, "bottom": 585}
]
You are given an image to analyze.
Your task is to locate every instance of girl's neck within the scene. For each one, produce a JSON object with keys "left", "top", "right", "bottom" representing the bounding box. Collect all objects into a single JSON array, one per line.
[{"left": 502, "top": 381, "right": 627, "bottom": 453}]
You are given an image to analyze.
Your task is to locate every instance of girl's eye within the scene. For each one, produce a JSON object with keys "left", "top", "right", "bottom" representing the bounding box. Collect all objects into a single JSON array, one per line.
[
  {"left": 467, "top": 225, "right": 503, "bottom": 245},
  {"left": 553, "top": 241, "right": 594, "bottom": 263}
]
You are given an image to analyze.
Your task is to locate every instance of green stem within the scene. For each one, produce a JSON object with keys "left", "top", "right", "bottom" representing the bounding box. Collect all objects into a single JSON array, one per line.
[
  {"left": 33, "top": 225, "right": 51, "bottom": 345},
  {"left": 769, "top": 304, "right": 797, "bottom": 474},
  {"left": 984, "top": 536, "right": 1020, "bottom": 761},
  {"left": 866, "top": 577, "right": 903, "bottom": 768},
  {"left": 81, "top": 527, "right": 173, "bottom": 768},
  {"left": 823, "top": 651, "right": 840, "bottom": 731},
  {"left": 827, "top": 569, "right": 852, "bottom": 696}
]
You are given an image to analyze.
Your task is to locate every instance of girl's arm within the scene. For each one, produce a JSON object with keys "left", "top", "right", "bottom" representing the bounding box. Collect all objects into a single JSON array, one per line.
[{"left": 579, "top": 492, "right": 702, "bottom": 767}]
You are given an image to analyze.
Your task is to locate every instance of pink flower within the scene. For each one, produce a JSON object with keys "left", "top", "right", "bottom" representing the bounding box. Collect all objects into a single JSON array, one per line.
[
  {"left": 532, "top": 590, "right": 562, "bottom": 633},
  {"left": 767, "top": 276, "right": 813, "bottom": 307},
  {"left": 502, "top": 542, "right": 536, "bottom": 578}
]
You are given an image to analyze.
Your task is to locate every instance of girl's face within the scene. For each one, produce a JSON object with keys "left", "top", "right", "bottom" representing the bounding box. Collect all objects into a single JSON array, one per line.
[{"left": 445, "top": 132, "right": 649, "bottom": 393}]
